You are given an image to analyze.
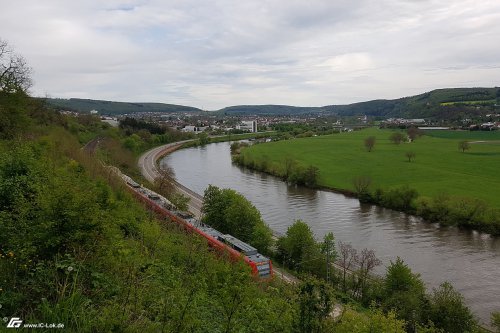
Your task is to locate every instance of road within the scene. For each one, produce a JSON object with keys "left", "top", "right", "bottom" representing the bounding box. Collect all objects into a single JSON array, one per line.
[
  {"left": 138, "top": 140, "right": 300, "bottom": 284},
  {"left": 138, "top": 140, "right": 205, "bottom": 217}
]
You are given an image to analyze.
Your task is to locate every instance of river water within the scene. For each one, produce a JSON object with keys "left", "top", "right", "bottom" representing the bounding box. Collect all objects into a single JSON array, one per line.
[{"left": 160, "top": 141, "right": 500, "bottom": 325}]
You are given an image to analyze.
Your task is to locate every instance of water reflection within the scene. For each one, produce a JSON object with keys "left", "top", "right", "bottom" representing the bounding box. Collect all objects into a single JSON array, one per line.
[{"left": 161, "top": 141, "right": 500, "bottom": 324}]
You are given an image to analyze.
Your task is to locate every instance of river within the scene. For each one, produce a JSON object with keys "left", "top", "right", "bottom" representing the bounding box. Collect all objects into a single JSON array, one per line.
[{"left": 160, "top": 141, "right": 500, "bottom": 325}]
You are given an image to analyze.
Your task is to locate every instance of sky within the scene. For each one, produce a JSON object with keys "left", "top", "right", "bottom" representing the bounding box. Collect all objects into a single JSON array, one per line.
[{"left": 1, "top": 0, "right": 499, "bottom": 110}]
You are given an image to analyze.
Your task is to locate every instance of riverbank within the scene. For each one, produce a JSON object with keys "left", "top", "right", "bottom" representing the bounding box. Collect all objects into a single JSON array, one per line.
[
  {"left": 233, "top": 129, "right": 500, "bottom": 236},
  {"left": 160, "top": 141, "right": 500, "bottom": 328}
]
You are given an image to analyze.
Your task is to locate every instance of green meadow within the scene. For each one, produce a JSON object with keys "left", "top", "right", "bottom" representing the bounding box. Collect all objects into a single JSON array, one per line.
[{"left": 240, "top": 128, "right": 500, "bottom": 208}]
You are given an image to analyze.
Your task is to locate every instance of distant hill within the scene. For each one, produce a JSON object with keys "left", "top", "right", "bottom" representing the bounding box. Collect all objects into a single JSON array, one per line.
[
  {"left": 45, "top": 98, "right": 202, "bottom": 115},
  {"left": 45, "top": 87, "right": 500, "bottom": 119},
  {"left": 217, "top": 105, "right": 326, "bottom": 115},
  {"left": 331, "top": 87, "right": 499, "bottom": 119},
  {"left": 219, "top": 87, "right": 500, "bottom": 119}
]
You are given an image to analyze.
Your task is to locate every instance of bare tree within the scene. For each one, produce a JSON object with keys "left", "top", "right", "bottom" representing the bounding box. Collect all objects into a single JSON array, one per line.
[
  {"left": 155, "top": 166, "right": 176, "bottom": 195},
  {"left": 0, "top": 39, "right": 32, "bottom": 93},
  {"left": 364, "top": 136, "right": 376, "bottom": 152},
  {"left": 389, "top": 132, "right": 406, "bottom": 145},
  {"left": 407, "top": 126, "right": 421, "bottom": 142},
  {"left": 458, "top": 140, "right": 470, "bottom": 153},
  {"left": 352, "top": 248, "right": 381, "bottom": 299},
  {"left": 405, "top": 151, "right": 416, "bottom": 162},
  {"left": 338, "top": 241, "right": 357, "bottom": 292}
]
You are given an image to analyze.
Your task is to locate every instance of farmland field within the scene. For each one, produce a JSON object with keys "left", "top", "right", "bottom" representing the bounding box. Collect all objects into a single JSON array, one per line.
[
  {"left": 424, "top": 129, "right": 500, "bottom": 140},
  {"left": 240, "top": 128, "right": 500, "bottom": 208}
]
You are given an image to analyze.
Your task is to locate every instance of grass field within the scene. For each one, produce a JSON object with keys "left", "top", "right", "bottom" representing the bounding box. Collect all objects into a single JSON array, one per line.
[
  {"left": 241, "top": 128, "right": 500, "bottom": 208},
  {"left": 424, "top": 130, "right": 500, "bottom": 140},
  {"left": 439, "top": 99, "right": 496, "bottom": 106}
]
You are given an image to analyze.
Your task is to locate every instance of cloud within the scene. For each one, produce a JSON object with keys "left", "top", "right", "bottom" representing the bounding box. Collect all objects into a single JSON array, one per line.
[{"left": 0, "top": 0, "right": 499, "bottom": 109}]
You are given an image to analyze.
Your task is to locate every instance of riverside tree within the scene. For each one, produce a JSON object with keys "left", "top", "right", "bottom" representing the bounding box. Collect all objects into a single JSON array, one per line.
[
  {"left": 383, "top": 257, "right": 426, "bottom": 332},
  {"left": 277, "top": 220, "right": 321, "bottom": 273},
  {"left": 425, "top": 282, "right": 476, "bottom": 333},
  {"left": 202, "top": 185, "right": 273, "bottom": 253}
]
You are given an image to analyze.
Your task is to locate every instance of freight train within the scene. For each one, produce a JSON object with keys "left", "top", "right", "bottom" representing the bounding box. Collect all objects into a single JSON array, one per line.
[{"left": 121, "top": 175, "right": 273, "bottom": 279}]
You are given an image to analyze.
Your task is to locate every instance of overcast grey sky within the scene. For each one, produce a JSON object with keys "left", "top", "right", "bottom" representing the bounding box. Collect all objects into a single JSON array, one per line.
[{"left": 1, "top": 0, "right": 499, "bottom": 109}]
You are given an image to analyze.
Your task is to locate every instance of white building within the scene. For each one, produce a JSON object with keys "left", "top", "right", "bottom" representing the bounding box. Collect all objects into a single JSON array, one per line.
[{"left": 237, "top": 120, "right": 257, "bottom": 132}]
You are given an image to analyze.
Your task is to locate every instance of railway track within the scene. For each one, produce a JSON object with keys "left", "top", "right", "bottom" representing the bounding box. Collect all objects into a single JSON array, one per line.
[{"left": 138, "top": 141, "right": 299, "bottom": 284}]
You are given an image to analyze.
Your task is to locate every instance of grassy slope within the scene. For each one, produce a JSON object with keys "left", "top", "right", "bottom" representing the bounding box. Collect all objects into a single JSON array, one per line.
[{"left": 242, "top": 128, "right": 500, "bottom": 207}]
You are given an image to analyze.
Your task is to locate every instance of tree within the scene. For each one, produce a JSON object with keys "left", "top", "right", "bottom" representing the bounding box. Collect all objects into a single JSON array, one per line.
[
  {"left": 338, "top": 241, "right": 357, "bottom": 292},
  {"left": 352, "top": 175, "right": 372, "bottom": 197},
  {"left": 407, "top": 127, "right": 421, "bottom": 142},
  {"left": 303, "top": 165, "right": 319, "bottom": 187},
  {"left": 0, "top": 39, "right": 32, "bottom": 93},
  {"left": 170, "top": 193, "right": 189, "bottom": 211},
  {"left": 155, "top": 166, "right": 176, "bottom": 195},
  {"left": 405, "top": 151, "right": 416, "bottom": 162},
  {"left": 383, "top": 257, "right": 426, "bottom": 332},
  {"left": 389, "top": 132, "right": 406, "bottom": 145},
  {"left": 458, "top": 140, "right": 470, "bottom": 153},
  {"left": 353, "top": 248, "right": 381, "bottom": 300},
  {"left": 491, "top": 312, "right": 500, "bottom": 332},
  {"left": 202, "top": 185, "right": 272, "bottom": 253},
  {"left": 0, "top": 40, "right": 32, "bottom": 138},
  {"left": 284, "top": 156, "right": 297, "bottom": 179},
  {"left": 294, "top": 278, "right": 334, "bottom": 333},
  {"left": 277, "top": 220, "right": 320, "bottom": 272},
  {"left": 321, "top": 232, "right": 337, "bottom": 284},
  {"left": 425, "top": 282, "right": 476, "bottom": 333},
  {"left": 197, "top": 132, "right": 210, "bottom": 145},
  {"left": 364, "top": 136, "right": 376, "bottom": 152}
]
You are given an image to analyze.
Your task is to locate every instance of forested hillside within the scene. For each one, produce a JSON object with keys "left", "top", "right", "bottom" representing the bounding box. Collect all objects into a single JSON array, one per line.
[
  {"left": 220, "top": 87, "right": 499, "bottom": 119},
  {"left": 45, "top": 98, "right": 202, "bottom": 115}
]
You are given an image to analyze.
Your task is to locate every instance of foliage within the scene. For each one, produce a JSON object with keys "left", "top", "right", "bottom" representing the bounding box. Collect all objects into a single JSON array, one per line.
[
  {"left": 197, "top": 132, "right": 210, "bottom": 145},
  {"left": 331, "top": 306, "right": 406, "bottom": 333},
  {"left": 378, "top": 185, "right": 418, "bottom": 211},
  {"left": 0, "top": 133, "right": 298, "bottom": 332},
  {"left": 46, "top": 97, "right": 202, "bottom": 115},
  {"left": 321, "top": 232, "right": 337, "bottom": 284},
  {"left": 0, "top": 91, "right": 30, "bottom": 139},
  {"left": 218, "top": 87, "right": 498, "bottom": 119},
  {"left": 0, "top": 39, "right": 32, "bottom": 93},
  {"left": 364, "top": 136, "right": 376, "bottom": 152},
  {"left": 425, "top": 282, "right": 477, "bottom": 333},
  {"left": 491, "top": 312, "right": 500, "bottom": 332},
  {"left": 202, "top": 185, "right": 273, "bottom": 253},
  {"left": 120, "top": 117, "right": 166, "bottom": 135},
  {"left": 383, "top": 257, "right": 426, "bottom": 331},
  {"left": 277, "top": 220, "right": 322, "bottom": 274},
  {"left": 405, "top": 151, "right": 416, "bottom": 162},
  {"left": 170, "top": 193, "right": 190, "bottom": 211},
  {"left": 294, "top": 278, "right": 334, "bottom": 333},
  {"left": 390, "top": 132, "right": 406, "bottom": 144},
  {"left": 407, "top": 127, "right": 422, "bottom": 141},
  {"left": 352, "top": 175, "right": 372, "bottom": 201},
  {"left": 458, "top": 140, "right": 470, "bottom": 152}
]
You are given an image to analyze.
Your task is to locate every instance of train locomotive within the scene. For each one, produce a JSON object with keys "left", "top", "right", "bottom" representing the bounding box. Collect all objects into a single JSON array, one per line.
[{"left": 121, "top": 175, "right": 273, "bottom": 279}]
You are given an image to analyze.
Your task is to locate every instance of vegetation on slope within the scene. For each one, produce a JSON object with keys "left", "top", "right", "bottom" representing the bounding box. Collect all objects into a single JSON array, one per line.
[
  {"left": 219, "top": 87, "right": 500, "bottom": 119},
  {"left": 45, "top": 97, "right": 202, "bottom": 115}
]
